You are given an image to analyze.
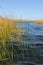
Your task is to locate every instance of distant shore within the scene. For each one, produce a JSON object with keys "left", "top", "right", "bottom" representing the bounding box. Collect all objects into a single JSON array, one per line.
[{"left": 0, "top": 17, "right": 43, "bottom": 24}]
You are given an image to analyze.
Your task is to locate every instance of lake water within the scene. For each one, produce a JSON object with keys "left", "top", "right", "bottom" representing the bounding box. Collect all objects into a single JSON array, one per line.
[{"left": 14, "top": 22, "right": 43, "bottom": 65}]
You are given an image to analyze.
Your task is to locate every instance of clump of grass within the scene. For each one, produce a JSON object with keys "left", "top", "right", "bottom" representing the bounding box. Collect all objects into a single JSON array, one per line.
[
  {"left": 0, "top": 17, "right": 16, "bottom": 59},
  {"left": 0, "top": 17, "right": 23, "bottom": 59},
  {"left": 0, "top": 18, "right": 14, "bottom": 44}
]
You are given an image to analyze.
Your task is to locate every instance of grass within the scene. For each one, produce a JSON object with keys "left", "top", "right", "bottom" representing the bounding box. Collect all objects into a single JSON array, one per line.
[
  {"left": 0, "top": 17, "right": 23, "bottom": 60},
  {"left": 0, "top": 17, "right": 16, "bottom": 59}
]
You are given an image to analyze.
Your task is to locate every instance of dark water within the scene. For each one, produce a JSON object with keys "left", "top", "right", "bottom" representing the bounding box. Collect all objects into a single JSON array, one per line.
[
  {"left": 14, "top": 22, "right": 43, "bottom": 65},
  {"left": 0, "top": 22, "right": 43, "bottom": 65}
]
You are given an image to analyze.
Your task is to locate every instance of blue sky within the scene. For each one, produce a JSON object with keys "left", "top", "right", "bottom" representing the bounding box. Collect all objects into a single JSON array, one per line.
[{"left": 0, "top": 0, "right": 43, "bottom": 20}]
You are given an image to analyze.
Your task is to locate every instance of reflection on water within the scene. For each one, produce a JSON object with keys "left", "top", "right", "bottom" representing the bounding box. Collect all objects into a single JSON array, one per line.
[{"left": 0, "top": 22, "right": 43, "bottom": 65}]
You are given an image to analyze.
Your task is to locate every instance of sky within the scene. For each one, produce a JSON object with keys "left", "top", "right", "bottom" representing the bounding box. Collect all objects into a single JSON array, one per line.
[{"left": 0, "top": 0, "right": 43, "bottom": 20}]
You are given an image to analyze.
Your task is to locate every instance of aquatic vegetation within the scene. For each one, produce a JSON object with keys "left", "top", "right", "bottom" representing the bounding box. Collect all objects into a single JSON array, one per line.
[{"left": 0, "top": 17, "right": 24, "bottom": 60}]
